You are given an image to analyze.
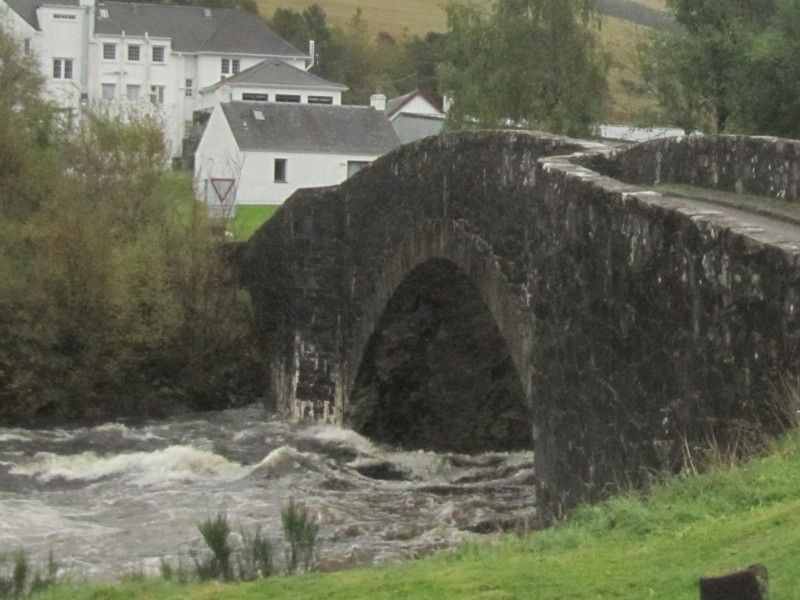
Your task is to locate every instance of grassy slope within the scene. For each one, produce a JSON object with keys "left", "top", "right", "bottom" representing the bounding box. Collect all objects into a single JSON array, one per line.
[
  {"left": 35, "top": 431, "right": 800, "bottom": 600},
  {"left": 257, "top": 0, "right": 666, "bottom": 124}
]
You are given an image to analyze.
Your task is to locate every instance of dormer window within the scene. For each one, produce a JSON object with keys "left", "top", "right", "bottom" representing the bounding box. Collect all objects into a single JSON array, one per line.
[
  {"left": 221, "top": 58, "right": 240, "bottom": 75},
  {"left": 98, "top": 8, "right": 109, "bottom": 18}
]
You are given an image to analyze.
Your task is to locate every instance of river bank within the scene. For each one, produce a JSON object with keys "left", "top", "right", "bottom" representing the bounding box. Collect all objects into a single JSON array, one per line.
[{"left": 27, "top": 428, "right": 800, "bottom": 599}]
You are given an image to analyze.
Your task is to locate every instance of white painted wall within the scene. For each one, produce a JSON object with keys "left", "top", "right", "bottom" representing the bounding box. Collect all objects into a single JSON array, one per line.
[
  {"left": 235, "top": 150, "right": 377, "bottom": 205},
  {"left": 194, "top": 105, "right": 382, "bottom": 206},
  {"left": 391, "top": 94, "right": 443, "bottom": 119},
  {"left": 194, "top": 105, "right": 244, "bottom": 207},
  {"left": 197, "top": 84, "right": 342, "bottom": 112}
]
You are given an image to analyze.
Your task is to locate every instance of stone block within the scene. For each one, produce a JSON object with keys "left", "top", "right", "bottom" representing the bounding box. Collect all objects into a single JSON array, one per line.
[{"left": 699, "top": 564, "right": 768, "bottom": 600}]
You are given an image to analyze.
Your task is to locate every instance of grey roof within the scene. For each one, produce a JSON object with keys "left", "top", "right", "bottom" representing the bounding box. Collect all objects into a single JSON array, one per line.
[
  {"left": 211, "top": 59, "right": 347, "bottom": 92},
  {"left": 94, "top": 2, "right": 307, "bottom": 57},
  {"left": 221, "top": 102, "right": 401, "bottom": 155},
  {"left": 4, "top": 0, "right": 79, "bottom": 29}
]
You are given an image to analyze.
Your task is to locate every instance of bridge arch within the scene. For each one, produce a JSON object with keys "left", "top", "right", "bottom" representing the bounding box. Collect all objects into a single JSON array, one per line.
[
  {"left": 346, "top": 256, "right": 532, "bottom": 454},
  {"left": 241, "top": 131, "right": 800, "bottom": 521}
]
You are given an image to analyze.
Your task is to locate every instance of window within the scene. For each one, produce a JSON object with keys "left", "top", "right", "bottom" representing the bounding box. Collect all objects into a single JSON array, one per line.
[
  {"left": 102, "top": 43, "right": 116, "bottom": 60},
  {"left": 275, "top": 94, "right": 300, "bottom": 103},
  {"left": 242, "top": 93, "right": 268, "bottom": 102},
  {"left": 347, "top": 161, "right": 369, "bottom": 179},
  {"left": 221, "top": 58, "right": 240, "bottom": 75},
  {"left": 308, "top": 95, "right": 333, "bottom": 105},
  {"left": 98, "top": 8, "right": 109, "bottom": 18},
  {"left": 128, "top": 45, "right": 140, "bottom": 61},
  {"left": 101, "top": 83, "right": 116, "bottom": 100},
  {"left": 53, "top": 13, "right": 76, "bottom": 20},
  {"left": 23, "top": 39, "right": 31, "bottom": 55},
  {"left": 150, "top": 85, "right": 165, "bottom": 105},
  {"left": 152, "top": 46, "right": 165, "bottom": 63},
  {"left": 274, "top": 158, "right": 287, "bottom": 183},
  {"left": 52, "top": 58, "right": 74, "bottom": 79},
  {"left": 184, "top": 78, "right": 193, "bottom": 97},
  {"left": 126, "top": 84, "right": 140, "bottom": 100}
]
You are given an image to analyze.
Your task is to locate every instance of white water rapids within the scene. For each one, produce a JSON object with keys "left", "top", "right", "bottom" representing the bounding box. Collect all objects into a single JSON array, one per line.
[{"left": 0, "top": 405, "right": 535, "bottom": 581}]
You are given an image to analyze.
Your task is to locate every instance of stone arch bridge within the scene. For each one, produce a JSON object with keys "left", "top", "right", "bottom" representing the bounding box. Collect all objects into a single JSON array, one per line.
[{"left": 239, "top": 131, "right": 800, "bottom": 521}]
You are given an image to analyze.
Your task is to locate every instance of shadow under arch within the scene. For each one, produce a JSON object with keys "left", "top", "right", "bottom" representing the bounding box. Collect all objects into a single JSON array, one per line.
[{"left": 345, "top": 258, "right": 532, "bottom": 454}]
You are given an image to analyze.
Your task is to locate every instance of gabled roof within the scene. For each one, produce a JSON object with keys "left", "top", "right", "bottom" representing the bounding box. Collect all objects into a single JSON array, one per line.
[
  {"left": 3, "top": 0, "right": 80, "bottom": 29},
  {"left": 386, "top": 89, "right": 444, "bottom": 119},
  {"left": 221, "top": 102, "right": 400, "bottom": 155},
  {"left": 205, "top": 59, "right": 347, "bottom": 92},
  {"left": 93, "top": 2, "right": 307, "bottom": 57}
]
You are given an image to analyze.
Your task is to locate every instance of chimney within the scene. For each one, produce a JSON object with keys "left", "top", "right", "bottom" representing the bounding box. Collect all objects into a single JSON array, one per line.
[
  {"left": 370, "top": 86, "right": 386, "bottom": 112},
  {"left": 307, "top": 40, "right": 315, "bottom": 70}
]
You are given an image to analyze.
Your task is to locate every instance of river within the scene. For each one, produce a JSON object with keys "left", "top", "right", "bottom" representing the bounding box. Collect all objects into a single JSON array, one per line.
[{"left": 0, "top": 405, "right": 536, "bottom": 581}]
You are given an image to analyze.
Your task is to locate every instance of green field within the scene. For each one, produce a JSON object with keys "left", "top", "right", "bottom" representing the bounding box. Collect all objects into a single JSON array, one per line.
[
  {"left": 27, "top": 427, "right": 800, "bottom": 600},
  {"left": 234, "top": 205, "right": 280, "bottom": 239}
]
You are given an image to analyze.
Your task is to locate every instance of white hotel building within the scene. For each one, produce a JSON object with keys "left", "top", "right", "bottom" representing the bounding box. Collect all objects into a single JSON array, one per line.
[{"left": 0, "top": 0, "right": 313, "bottom": 155}]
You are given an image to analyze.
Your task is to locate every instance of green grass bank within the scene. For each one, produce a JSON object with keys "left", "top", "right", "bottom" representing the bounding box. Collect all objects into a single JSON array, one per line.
[{"left": 30, "top": 430, "right": 800, "bottom": 600}]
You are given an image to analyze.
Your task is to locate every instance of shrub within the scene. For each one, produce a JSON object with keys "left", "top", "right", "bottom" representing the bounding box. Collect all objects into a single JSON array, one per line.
[
  {"left": 237, "top": 526, "right": 274, "bottom": 580},
  {"left": 193, "top": 513, "right": 233, "bottom": 582},
  {"left": 0, "top": 551, "right": 58, "bottom": 599},
  {"left": 281, "top": 498, "right": 320, "bottom": 574}
]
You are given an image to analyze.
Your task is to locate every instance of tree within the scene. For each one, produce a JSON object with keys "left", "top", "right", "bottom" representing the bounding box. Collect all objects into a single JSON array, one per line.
[
  {"left": 635, "top": 0, "right": 779, "bottom": 133},
  {"left": 437, "top": 0, "right": 609, "bottom": 137},
  {"left": 0, "top": 25, "right": 261, "bottom": 422},
  {"left": 729, "top": 0, "right": 800, "bottom": 137},
  {"left": 0, "top": 27, "right": 58, "bottom": 220}
]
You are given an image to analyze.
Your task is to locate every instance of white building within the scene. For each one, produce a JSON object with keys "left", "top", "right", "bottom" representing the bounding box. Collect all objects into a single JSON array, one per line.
[
  {"left": 197, "top": 58, "right": 348, "bottom": 111},
  {"left": 0, "top": 0, "right": 311, "bottom": 154},
  {"left": 385, "top": 89, "right": 446, "bottom": 144},
  {"left": 195, "top": 101, "right": 400, "bottom": 209}
]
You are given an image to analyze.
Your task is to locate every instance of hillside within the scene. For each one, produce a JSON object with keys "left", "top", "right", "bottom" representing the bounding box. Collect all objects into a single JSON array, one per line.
[
  {"left": 256, "top": 0, "right": 670, "bottom": 124},
  {"left": 257, "top": 0, "right": 669, "bottom": 38}
]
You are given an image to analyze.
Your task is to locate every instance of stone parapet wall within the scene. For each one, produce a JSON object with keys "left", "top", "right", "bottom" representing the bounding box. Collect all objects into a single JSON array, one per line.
[{"left": 582, "top": 134, "right": 800, "bottom": 201}]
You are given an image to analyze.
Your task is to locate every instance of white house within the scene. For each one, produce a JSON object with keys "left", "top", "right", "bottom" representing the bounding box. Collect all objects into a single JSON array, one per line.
[
  {"left": 197, "top": 58, "right": 348, "bottom": 111},
  {"left": 195, "top": 101, "right": 400, "bottom": 209},
  {"left": 386, "top": 89, "right": 446, "bottom": 144},
  {"left": 0, "top": 0, "right": 311, "bottom": 154}
]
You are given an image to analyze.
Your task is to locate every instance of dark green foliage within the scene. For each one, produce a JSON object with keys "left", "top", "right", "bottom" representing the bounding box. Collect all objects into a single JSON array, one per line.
[
  {"left": 281, "top": 498, "right": 320, "bottom": 574},
  {"left": 0, "top": 25, "right": 262, "bottom": 422},
  {"left": 193, "top": 513, "right": 275, "bottom": 582},
  {"left": 237, "top": 526, "right": 274, "bottom": 580},
  {"left": 194, "top": 513, "right": 233, "bottom": 582},
  {"left": 268, "top": 5, "right": 426, "bottom": 105},
  {"left": 0, "top": 551, "right": 58, "bottom": 599},
  {"left": 632, "top": 0, "right": 800, "bottom": 137},
  {"left": 438, "top": 0, "right": 610, "bottom": 136}
]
